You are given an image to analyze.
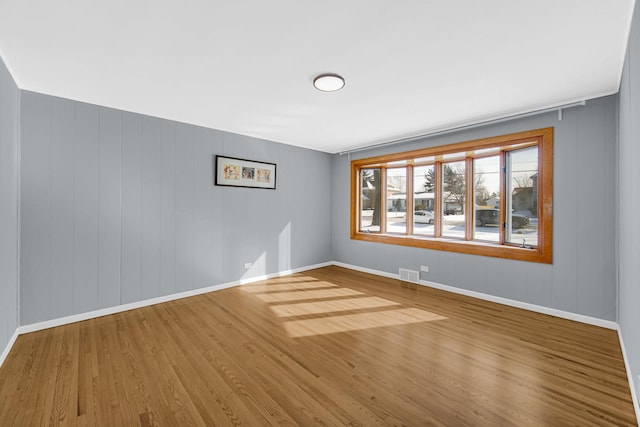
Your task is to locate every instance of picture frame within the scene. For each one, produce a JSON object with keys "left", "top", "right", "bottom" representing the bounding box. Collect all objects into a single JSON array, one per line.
[{"left": 214, "top": 155, "right": 277, "bottom": 190}]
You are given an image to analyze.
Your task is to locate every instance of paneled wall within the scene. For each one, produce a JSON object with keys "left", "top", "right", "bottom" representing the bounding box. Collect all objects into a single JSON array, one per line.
[
  {"left": 332, "top": 95, "right": 617, "bottom": 321},
  {"left": 619, "top": 0, "right": 640, "bottom": 399},
  {"left": 0, "top": 56, "right": 19, "bottom": 354},
  {"left": 19, "top": 92, "right": 333, "bottom": 325}
]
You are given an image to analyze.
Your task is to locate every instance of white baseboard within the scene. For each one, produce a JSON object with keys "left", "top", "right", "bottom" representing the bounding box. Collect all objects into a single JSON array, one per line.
[
  {"left": 0, "top": 328, "right": 19, "bottom": 369},
  {"left": 16, "top": 260, "right": 615, "bottom": 335},
  {"left": 332, "top": 261, "right": 400, "bottom": 280},
  {"left": 17, "top": 282, "right": 237, "bottom": 335},
  {"left": 17, "top": 261, "right": 333, "bottom": 336},
  {"left": 332, "top": 261, "right": 618, "bottom": 330},
  {"left": 618, "top": 328, "right": 640, "bottom": 424},
  {"left": 419, "top": 279, "right": 618, "bottom": 330},
  {"left": 10, "top": 258, "right": 621, "bottom": 337}
]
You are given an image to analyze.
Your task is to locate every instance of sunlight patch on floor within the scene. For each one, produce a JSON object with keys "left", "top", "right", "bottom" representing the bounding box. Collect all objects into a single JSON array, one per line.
[
  {"left": 249, "top": 275, "right": 320, "bottom": 285},
  {"left": 284, "top": 308, "right": 447, "bottom": 337},
  {"left": 270, "top": 296, "right": 401, "bottom": 317},
  {"left": 240, "top": 280, "right": 338, "bottom": 294},
  {"left": 255, "top": 288, "right": 363, "bottom": 303}
]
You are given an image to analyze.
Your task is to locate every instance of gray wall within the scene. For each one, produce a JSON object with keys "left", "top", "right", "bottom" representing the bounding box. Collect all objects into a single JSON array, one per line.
[
  {"left": 332, "top": 95, "right": 617, "bottom": 321},
  {"left": 0, "top": 56, "right": 19, "bottom": 353},
  {"left": 19, "top": 91, "right": 333, "bottom": 325},
  {"left": 618, "top": 0, "right": 640, "bottom": 398}
]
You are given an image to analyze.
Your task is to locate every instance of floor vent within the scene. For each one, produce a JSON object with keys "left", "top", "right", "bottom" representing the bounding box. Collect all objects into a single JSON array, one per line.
[{"left": 399, "top": 268, "right": 419, "bottom": 284}]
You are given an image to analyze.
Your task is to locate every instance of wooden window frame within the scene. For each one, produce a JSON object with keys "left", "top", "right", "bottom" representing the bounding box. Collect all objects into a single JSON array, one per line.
[{"left": 350, "top": 128, "right": 553, "bottom": 264}]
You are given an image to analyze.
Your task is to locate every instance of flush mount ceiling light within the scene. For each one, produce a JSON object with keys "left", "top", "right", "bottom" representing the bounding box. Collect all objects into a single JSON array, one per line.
[{"left": 313, "top": 73, "right": 345, "bottom": 92}]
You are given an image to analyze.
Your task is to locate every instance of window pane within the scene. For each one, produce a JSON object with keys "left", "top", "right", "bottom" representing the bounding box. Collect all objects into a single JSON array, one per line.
[
  {"left": 474, "top": 156, "right": 500, "bottom": 242},
  {"left": 387, "top": 168, "right": 407, "bottom": 234},
  {"left": 442, "top": 161, "right": 465, "bottom": 238},
  {"left": 360, "top": 168, "right": 381, "bottom": 232},
  {"left": 414, "top": 165, "right": 435, "bottom": 236},
  {"left": 506, "top": 146, "right": 538, "bottom": 246}
]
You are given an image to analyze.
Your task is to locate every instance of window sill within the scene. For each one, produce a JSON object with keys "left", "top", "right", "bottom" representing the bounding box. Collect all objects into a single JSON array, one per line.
[{"left": 351, "top": 232, "right": 551, "bottom": 264}]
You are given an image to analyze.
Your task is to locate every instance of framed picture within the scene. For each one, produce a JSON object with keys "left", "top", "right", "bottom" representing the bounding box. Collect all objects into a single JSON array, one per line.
[{"left": 214, "top": 155, "right": 277, "bottom": 190}]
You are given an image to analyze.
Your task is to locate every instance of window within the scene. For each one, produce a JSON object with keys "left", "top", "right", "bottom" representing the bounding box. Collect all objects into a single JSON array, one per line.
[
  {"left": 350, "top": 128, "right": 553, "bottom": 263},
  {"left": 441, "top": 160, "right": 466, "bottom": 239},
  {"left": 387, "top": 167, "right": 407, "bottom": 234},
  {"left": 360, "top": 168, "right": 381, "bottom": 232},
  {"left": 413, "top": 164, "right": 434, "bottom": 237},
  {"left": 474, "top": 155, "right": 500, "bottom": 243}
]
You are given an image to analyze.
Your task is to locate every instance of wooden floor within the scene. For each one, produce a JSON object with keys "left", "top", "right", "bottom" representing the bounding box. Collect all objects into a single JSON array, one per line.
[{"left": 0, "top": 266, "right": 636, "bottom": 426}]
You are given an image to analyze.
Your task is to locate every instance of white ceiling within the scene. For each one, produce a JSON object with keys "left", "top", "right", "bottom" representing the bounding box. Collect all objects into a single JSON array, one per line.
[{"left": 0, "top": 1, "right": 635, "bottom": 153}]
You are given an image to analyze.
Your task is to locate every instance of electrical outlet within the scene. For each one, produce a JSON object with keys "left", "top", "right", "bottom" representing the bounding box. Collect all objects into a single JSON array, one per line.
[
  {"left": 244, "top": 262, "right": 252, "bottom": 269},
  {"left": 420, "top": 265, "right": 429, "bottom": 272}
]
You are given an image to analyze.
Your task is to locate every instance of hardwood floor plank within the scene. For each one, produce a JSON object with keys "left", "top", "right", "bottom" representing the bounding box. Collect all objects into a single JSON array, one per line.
[
  {"left": 48, "top": 324, "right": 78, "bottom": 426},
  {"left": 0, "top": 266, "right": 636, "bottom": 426}
]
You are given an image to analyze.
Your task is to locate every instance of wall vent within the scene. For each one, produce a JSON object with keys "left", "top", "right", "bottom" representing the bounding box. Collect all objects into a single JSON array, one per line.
[{"left": 399, "top": 268, "right": 419, "bottom": 284}]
